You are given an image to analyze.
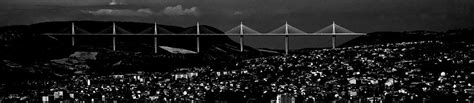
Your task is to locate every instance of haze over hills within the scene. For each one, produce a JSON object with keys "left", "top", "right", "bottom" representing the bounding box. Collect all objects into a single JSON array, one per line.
[{"left": 340, "top": 29, "right": 474, "bottom": 47}]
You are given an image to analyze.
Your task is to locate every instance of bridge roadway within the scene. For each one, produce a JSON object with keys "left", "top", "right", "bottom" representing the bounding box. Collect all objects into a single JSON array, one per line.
[
  {"left": 43, "top": 21, "right": 366, "bottom": 55},
  {"left": 43, "top": 33, "right": 366, "bottom": 55},
  {"left": 44, "top": 33, "right": 366, "bottom": 36}
]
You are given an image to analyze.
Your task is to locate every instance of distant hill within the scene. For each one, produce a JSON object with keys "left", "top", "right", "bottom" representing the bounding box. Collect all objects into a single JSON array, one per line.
[
  {"left": 340, "top": 29, "right": 474, "bottom": 47},
  {"left": 0, "top": 20, "right": 473, "bottom": 78}
]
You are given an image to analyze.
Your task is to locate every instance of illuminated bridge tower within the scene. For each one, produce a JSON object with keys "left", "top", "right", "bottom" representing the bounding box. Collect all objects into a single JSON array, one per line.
[
  {"left": 225, "top": 21, "right": 262, "bottom": 52},
  {"left": 196, "top": 22, "right": 200, "bottom": 53},
  {"left": 314, "top": 21, "right": 364, "bottom": 49},
  {"left": 47, "top": 21, "right": 365, "bottom": 54},
  {"left": 267, "top": 22, "right": 306, "bottom": 55}
]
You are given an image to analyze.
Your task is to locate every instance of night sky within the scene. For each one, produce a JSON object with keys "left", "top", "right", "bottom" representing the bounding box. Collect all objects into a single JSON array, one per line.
[{"left": 1, "top": 0, "right": 473, "bottom": 49}]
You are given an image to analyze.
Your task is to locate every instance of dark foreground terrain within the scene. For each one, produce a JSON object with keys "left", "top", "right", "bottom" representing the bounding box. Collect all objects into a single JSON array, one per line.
[{"left": 1, "top": 41, "right": 473, "bottom": 103}]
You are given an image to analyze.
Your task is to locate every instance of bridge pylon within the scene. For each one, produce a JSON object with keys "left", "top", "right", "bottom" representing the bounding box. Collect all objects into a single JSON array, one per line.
[
  {"left": 196, "top": 22, "right": 200, "bottom": 53},
  {"left": 239, "top": 21, "right": 244, "bottom": 52},
  {"left": 154, "top": 22, "right": 158, "bottom": 53},
  {"left": 315, "top": 21, "right": 362, "bottom": 49},
  {"left": 332, "top": 21, "right": 336, "bottom": 49},
  {"left": 45, "top": 21, "right": 366, "bottom": 53},
  {"left": 284, "top": 21, "right": 289, "bottom": 55},
  {"left": 112, "top": 22, "right": 116, "bottom": 51},
  {"left": 71, "top": 22, "right": 75, "bottom": 46}
]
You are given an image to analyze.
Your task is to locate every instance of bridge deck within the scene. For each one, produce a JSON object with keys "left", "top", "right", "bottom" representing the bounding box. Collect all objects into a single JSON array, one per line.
[{"left": 43, "top": 33, "right": 366, "bottom": 36}]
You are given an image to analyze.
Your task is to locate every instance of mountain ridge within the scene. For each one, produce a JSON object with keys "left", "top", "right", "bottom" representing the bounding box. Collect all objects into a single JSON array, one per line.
[{"left": 0, "top": 21, "right": 473, "bottom": 79}]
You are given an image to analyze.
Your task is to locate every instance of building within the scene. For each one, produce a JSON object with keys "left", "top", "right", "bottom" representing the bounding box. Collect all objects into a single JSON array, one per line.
[{"left": 276, "top": 94, "right": 295, "bottom": 103}]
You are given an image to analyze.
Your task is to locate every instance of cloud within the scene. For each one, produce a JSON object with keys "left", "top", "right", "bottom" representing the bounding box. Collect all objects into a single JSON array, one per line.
[
  {"left": 109, "top": 0, "right": 126, "bottom": 6},
  {"left": 161, "top": 5, "right": 198, "bottom": 16},
  {"left": 82, "top": 5, "right": 199, "bottom": 17},
  {"left": 82, "top": 8, "right": 153, "bottom": 16},
  {"left": 233, "top": 11, "right": 243, "bottom": 15}
]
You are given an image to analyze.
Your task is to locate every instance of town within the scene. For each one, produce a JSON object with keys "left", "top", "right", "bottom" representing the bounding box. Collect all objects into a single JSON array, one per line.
[{"left": 1, "top": 41, "right": 473, "bottom": 103}]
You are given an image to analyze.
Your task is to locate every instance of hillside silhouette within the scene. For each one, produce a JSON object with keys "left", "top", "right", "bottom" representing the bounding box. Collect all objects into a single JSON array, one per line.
[
  {"left": 0, "top": 21, "right": 268, "bottom": 79},
  {"left": 0, "top": 21, "right": 473, "bottom": 79}
]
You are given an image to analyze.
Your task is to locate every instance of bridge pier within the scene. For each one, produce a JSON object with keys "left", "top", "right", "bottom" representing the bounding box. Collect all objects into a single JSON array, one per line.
[
  {"left": 113, "top": 22, "right": 116, "bottom": 51},
  {"left": 284, "top": 22, "right": 289, "bottom": 55},
  {"left": 154, "top": 22, "right": 158, "bottom": 53},
  {"left": 71, "top": 22, "right": 75, "bottom": 46},
  {"left": 113, "top": 37, "right": 116, "bottom": 51},
  {"left": 240, "top": 36, "right": 244, "bottom": 52},
  {"left": 196, "top": 22, "right": 200, "bottom": 53},
  {"left": 196, "top": 36, "right": 200, "bottom": 53},
  {"left": 332, "top": 36, "right": 336, "bottom": 49},
  {"left": 239, "top": 22, "right": 244, "bottom": 52},
  {"left": 285, "top": 36, "right": 289, "bottom": 55},
  {"left": 332, "top": 21, "right": 336, "bottom": 49},
  {"left": 154, "top": 37, "right": 157, "bottom": 53}
]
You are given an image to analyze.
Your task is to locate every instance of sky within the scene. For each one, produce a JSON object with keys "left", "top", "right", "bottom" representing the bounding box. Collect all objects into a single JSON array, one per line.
[
  {"left": 1, "top": 0, "right": 473, "bottom": 32},
  {"left": 0, "top": 0, "right": 473, "bottom": 49}
]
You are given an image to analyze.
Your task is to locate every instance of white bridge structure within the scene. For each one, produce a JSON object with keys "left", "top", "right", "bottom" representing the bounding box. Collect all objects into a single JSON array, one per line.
[{"left": 44, "top": 21, "right": 366, "bottom": 55}]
